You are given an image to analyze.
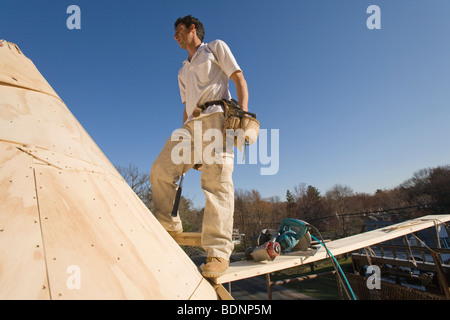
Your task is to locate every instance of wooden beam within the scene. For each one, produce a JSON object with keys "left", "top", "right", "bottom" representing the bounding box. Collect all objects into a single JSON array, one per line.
[
  {"left": 431, "top": 251, "right": 450, "bottom": 299},
  {"left": 173, "top": 232, "right": 202, "bottom": 247},
  {"left": 351, "top": 253, "right": 449, "bottom": 273},
  {"left": 213, "top": 284, "right": 234, "bottom": 300},
  {"left": 211, "top": 215, "right": 450, "bottom": 285}
]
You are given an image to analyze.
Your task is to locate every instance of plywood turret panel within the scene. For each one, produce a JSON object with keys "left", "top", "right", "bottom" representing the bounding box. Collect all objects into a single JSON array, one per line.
[{"left": 0, "top": 40, "right": 217, "bottom": 299}]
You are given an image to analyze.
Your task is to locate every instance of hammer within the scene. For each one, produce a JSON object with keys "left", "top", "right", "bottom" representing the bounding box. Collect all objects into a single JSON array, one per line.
[{"left": 171, "top": 173, "right": 185, "bottom": 217}]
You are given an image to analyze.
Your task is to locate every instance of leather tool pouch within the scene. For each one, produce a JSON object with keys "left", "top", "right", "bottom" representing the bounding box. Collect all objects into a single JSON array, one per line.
[{"left": 222, "top": 99, "right": 260, "bottom": 149}]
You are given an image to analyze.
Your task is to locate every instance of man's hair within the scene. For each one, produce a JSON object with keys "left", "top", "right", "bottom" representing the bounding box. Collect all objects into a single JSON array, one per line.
[{"left": 174, "top": 15, "right": 205, "bottom": 42}]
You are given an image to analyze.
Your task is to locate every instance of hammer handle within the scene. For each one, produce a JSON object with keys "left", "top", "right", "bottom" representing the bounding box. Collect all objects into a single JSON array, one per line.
[{"left": 171, "top": 174, "right": 184, "bottom": 217}]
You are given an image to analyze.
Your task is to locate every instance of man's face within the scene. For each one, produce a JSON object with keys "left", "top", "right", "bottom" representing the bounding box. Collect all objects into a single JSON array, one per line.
[{"left": 174, "top": 23, "right": 193, "bottom": 49}]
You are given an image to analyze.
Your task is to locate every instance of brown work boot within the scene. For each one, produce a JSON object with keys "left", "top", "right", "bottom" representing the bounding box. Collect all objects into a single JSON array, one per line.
[{"left": 201, "top": 257, "right": 229, "bottom": 278}]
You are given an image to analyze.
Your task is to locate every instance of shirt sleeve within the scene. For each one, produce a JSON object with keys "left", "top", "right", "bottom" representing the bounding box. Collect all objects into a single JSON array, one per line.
[
  {"left": 208, "top": 40, "right": 241, "bottom": 78},
  {"left": 178, "top": 69, "right": 186, "bottom": 104}
]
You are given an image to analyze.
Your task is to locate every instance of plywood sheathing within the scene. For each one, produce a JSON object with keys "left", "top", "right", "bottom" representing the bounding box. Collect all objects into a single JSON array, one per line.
[{"left": 0, "top": 40, "right": 217, "bottom": 299}]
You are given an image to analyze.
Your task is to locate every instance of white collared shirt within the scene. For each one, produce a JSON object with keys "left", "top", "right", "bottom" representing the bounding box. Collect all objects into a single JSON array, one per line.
[{"left": 178, "top": 40, "right": 241, "bottom": 123}]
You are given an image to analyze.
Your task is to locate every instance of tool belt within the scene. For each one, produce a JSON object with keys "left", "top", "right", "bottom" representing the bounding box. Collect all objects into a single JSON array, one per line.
[{"left": 195, "top": 99, "right": 260, "bottom": 149}]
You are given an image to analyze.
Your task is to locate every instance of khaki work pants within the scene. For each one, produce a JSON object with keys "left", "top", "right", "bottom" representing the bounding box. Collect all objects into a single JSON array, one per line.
[{"left": 150, "top": 112, "right": 234, "bottom": 260}]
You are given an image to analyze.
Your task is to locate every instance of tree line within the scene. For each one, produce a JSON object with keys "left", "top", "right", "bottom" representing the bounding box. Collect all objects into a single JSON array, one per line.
[{"left": 116, "top": 164, "right": 450, "bottom": 239}]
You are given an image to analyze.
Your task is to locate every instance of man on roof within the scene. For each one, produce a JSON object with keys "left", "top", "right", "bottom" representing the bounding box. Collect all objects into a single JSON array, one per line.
[{"left": 150, "top": 15, "right": 249, "bottom": 278}]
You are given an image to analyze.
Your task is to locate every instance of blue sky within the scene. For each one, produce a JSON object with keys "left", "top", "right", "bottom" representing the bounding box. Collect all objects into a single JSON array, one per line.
[{"left": 2, "top": 0, "right": 450, "bottom": 208}]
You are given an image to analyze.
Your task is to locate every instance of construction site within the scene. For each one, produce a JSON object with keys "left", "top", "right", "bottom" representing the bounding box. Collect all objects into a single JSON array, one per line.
[{"left": 1, "top": 39, "right": 449, "bottom": 301}]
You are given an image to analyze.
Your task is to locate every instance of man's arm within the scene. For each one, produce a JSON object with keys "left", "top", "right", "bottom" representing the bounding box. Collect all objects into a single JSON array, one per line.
[{"left": 230, "top": 71, "right": 249, "bottom": 112}]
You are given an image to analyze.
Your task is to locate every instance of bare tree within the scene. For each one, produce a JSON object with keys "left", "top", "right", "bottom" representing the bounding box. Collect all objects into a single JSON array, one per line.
[
  {"left": 116, "top": 164, "right": 153, "bottom": 211},
  {"left": 326, "top": 184, "right": 354, "bottom": 237}
]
